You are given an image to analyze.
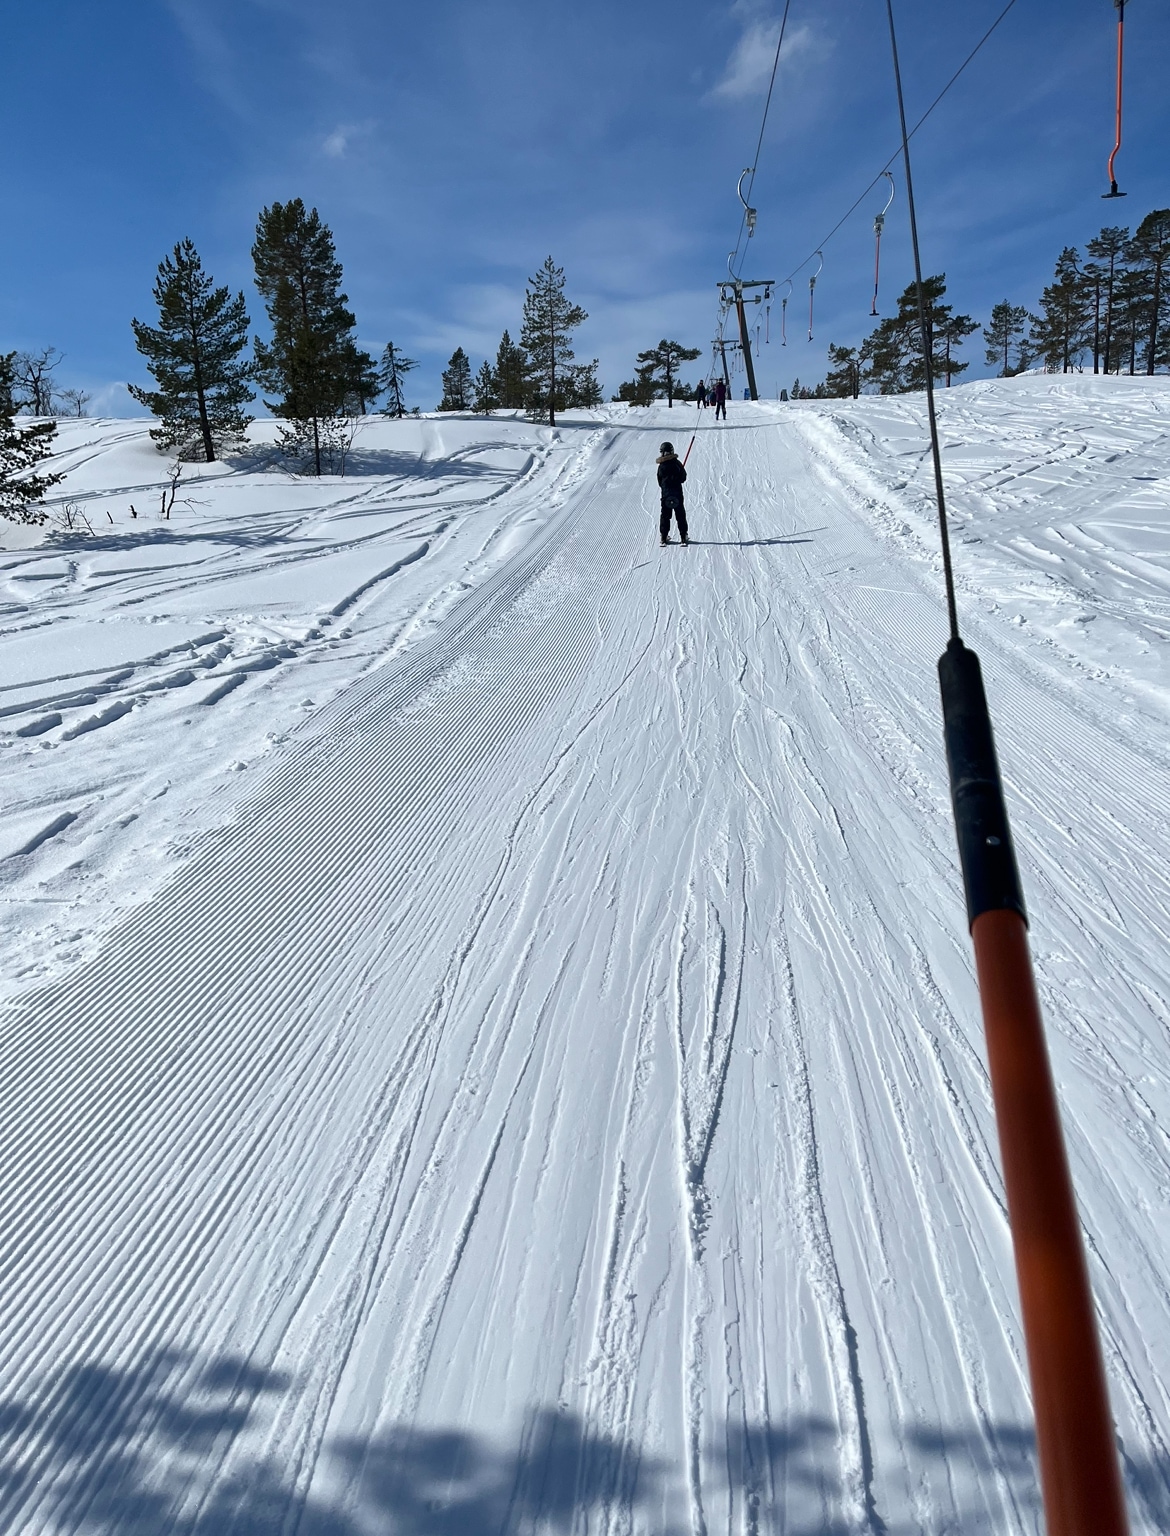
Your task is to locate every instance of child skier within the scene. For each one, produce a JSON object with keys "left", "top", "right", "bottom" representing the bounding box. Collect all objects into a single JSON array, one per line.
[{"left": 656, "top": 442, "right": 689, "bottom": 546}]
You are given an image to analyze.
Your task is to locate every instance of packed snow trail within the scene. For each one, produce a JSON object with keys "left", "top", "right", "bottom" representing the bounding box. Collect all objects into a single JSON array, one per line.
[{"left": 1, "top": 387, "right": 1169, "bottom": 1533}]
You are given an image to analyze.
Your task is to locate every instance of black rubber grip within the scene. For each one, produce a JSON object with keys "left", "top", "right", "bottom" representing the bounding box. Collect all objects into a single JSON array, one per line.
[{"left": 937, "top": 638, "right": 1027, "bottom": 930}]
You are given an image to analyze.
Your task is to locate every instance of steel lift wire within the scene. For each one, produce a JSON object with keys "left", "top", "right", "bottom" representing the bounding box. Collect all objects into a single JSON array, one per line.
[
  {"left": 885, "top": 2, "right": 1131, "bottom": 1530},
  {"left": 1103, "top": 0, "right": 1128, "bottom": 198},
  {"left": 728, "top": 0, "right": 794, "bottom": 281},
  {"left": 870, "top": 171, "right": 896, "bottom": 314},
  {"left": 778, "top": 0, "right": 1019, "bottom": 293}
]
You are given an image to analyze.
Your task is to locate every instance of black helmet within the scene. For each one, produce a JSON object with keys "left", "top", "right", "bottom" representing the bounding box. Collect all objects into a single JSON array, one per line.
[{"left": 660, "top": 441, "right": 674, "bottom": 454}]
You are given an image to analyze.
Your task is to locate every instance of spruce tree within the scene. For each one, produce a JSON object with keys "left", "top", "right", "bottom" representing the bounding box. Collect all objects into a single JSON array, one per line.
[
  {"left": 471, "top": 360, "right": 499, "bottom": 414},
  {"left": 378, "top": 342, "right": 418, "bottom": 417},
  {"left": 983, "top": 302, "right": 1033, "bottom": 377},
  {"left": 438, "top": 348, "right": 472, "bottom": 411},
  {"left": 494, "top": 331, "right": 527, "bottom": 409},
  {"left": 251, "top": 199, "right": 375, "bottom": 474},
  {"left": 1, "top": 352, "right": 62, "bottom": 524},
  {"left": 1128, "top": 209, "right": 1170, "bottom": 374},
  {"left": 129, "top": 239, "right": 253, "bottom": 461},
  {"left": 521, "top": 256, "right": 587, "bottom": 426},
  {"left": 634, "top": 340, "right": 702, "bottom": 407}
]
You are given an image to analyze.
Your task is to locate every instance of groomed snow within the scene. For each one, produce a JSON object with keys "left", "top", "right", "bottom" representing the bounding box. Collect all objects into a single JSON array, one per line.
[{"left": 1, "top": 379, "right": 1168, "bottom": 1533}]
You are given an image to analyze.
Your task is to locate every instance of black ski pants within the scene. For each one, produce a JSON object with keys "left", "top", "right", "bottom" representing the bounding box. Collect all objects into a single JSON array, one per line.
[
  {"left": 714, "top": 398, "right": 726, "bottom": 419},
  {"left": 660, "top": 494, "right": 688, "bottom": 542}
]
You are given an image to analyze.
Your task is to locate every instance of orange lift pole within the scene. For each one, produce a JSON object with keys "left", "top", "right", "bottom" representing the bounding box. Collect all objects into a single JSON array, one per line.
[{"left": 884, "top": 0, "right": 1133, "bottom": 1527}]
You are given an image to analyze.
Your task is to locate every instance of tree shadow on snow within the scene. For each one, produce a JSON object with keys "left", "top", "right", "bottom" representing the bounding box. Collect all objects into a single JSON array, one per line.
[{"left": 1, "top": 1349, "right": 1168, "bottom": 1534}]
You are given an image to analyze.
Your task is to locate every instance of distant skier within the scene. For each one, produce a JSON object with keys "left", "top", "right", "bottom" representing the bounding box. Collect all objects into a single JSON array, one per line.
[
  {"left": 656, "top": 441, "right": 689, "bottom": 547},
  {"left": 695, "top": 380, "right": 708, "bottom": 409},
  {"left": 712, "top": 378, "right": 727, "bottom": 420}
]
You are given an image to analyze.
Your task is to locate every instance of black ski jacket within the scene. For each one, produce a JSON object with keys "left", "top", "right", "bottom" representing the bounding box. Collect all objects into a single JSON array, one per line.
[{"left": 656, "top": 454, "right": 687, "bottom": 498}]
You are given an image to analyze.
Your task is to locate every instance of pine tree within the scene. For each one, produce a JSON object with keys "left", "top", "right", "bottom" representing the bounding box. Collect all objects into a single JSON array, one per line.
[
  {"left": 858, "top": 314, "right": 914, "bottom": 394},
  {"left": 251, "top": 199, "right": 374, "bottom": 474},
  {"left": 471, "top": 359, "right": 499, "bottom": 414},
  {"left": 1112, "top": 263, "right": 1149, "bottom": 375},
  {"left": 1030, "top": 248, "right": 1091, "bottom": 373},
  {"left": 1, "top": 352, "right": 62, "bottom": 524},
  {"left": 982, "top": 303, "right": 1033, "bottom": 378},
  {"left": 615, "top": 366, "right": 656, "bottom": 405},
  {"left": 938, "top": 309, "right": 978, "bottom": 386},
  {"left": 438, "top": 348, "right": 472, "bottom": 411},
  {"left": 562, "top": 360, "right": 603, "bottom": 408},
  {"left": 1086, "top": 227, "right": 1129, "bottom": 374},
  {"left": 494, "top": 331, "right": 527, "bottom": 409},
  {"left": 824, "top": 343, "right": 860, "bottom": 398},
  {"left": 129, "top": 239, "right": 253, "bottom": 461},
  {"left": 1127, "top": 209, "right": 1170, "bottom": 374},
  {"left": 343, "top": 350, "right": 381, "bottom": 416},
  {"left": 378, "top": 342, "right": 418, "bottom": 417},
  {"left": 521, "top": 256, "right": 587, "bottom": 426},
  {"left": 857, "top": 277, "right": 972, "bottom": 393},
  {"left": 634, "top": 339, "right": 702, "bottom": 407}
]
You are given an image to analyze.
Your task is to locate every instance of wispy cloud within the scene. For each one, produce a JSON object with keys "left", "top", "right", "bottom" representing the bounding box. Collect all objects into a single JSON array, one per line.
[
  {"left": 320, "top": 121, "right": 376, "bottom": 160},
  {"left": 711, "top": 6, "right": 815, "bottom": 101}
]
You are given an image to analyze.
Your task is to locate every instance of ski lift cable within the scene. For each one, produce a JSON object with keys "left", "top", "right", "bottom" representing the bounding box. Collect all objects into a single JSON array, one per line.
[
  {"left": 779, "top": 0, "right": 1019, "bottom": 288},
  {"left": 728, "top": 0, "right": 794, "bottom": 279},
  {"left": 886, "top": 2, "right": 1132, "bottom": 1530}
]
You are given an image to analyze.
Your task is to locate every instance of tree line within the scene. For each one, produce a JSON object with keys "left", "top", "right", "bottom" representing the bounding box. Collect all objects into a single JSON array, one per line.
[
  {"left": 131, "top": 223, "right": 602, "bottom": 462},
  {"left": 436, "top": 257, "right": 600, "bottom": 423},
  {"left": 815, "top": 205, "right": 1169, "bottom": 399},
  {"left": 127, "top": 201, "right": 405, "bottom": 475}
]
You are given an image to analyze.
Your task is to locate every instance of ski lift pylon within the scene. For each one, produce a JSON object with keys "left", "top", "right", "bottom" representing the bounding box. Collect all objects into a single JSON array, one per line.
[{"left": 871, "top": 172, "right": 896, "bottom": 315}]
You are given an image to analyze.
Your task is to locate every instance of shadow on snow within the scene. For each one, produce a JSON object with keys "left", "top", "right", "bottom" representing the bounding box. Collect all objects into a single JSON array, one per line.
[{"left": 1, "top": 1347, "right": 1167, "bottom": 1534}]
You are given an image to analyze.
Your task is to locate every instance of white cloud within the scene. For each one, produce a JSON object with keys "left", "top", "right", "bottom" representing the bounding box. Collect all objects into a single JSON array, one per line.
[
  {"left": 320, "top": 120, "right": 376, "bottom": 160},
  {"left": 711, "top": 15, "right": 814, "bottom": 101}
]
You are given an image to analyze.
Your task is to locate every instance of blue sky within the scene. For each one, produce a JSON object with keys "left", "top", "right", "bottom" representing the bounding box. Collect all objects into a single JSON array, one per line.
[{"left": 2, "top": 0, "right": 1168, "bottom": 413}]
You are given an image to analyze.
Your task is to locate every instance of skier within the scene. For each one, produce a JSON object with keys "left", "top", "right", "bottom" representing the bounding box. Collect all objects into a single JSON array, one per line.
[
  {"left": 695, "top": 379, "right": 708, "bottom": 408},
  {"left": 656, "top": 441, "right": 689, "bottom": 547},
  {"left": 712, "top": 377, "right": 727, "bottom": 420}
]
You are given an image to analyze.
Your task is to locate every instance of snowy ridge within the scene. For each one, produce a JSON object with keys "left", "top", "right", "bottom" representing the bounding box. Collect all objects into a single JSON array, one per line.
[{"left": 1, "top": 384, "right": 1169, "bottom": 1533}]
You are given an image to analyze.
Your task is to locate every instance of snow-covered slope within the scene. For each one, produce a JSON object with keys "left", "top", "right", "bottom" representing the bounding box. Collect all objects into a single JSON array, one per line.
[{"left": 1, "top": 380, "right": 1168, "bottom": 1534}]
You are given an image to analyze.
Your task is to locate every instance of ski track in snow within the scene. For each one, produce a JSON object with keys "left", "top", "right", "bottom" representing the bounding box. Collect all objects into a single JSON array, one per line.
[{"left": 0, "top": 384, "right": 1169, "bottom": 1533}]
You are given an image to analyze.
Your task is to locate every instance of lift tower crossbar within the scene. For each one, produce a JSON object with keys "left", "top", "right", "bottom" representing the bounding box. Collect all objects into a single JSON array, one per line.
[{"left": 718, "top": 279, "right": 773, "bottom": 402}]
